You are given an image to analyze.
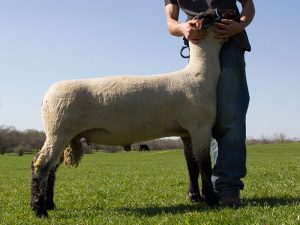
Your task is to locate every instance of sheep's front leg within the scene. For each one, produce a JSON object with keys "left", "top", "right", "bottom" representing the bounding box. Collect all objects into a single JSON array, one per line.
[
  {"left": 181, "top": 137, "right": 203, "bottom": 203},
  {"left": 190, "top": 129, "right": 219, "bottom": 206},
  {"left": 197, "top": 150, "right": 219, "bottom": 206}
]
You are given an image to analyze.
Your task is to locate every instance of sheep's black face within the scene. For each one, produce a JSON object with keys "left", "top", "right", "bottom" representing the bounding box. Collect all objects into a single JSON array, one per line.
[{"left": 195, "top": 9, "right": 239, "bottom": 30}]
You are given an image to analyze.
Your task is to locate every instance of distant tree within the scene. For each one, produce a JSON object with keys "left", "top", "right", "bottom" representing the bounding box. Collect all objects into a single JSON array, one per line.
[
  {"left": 22, "top": 129, "right": 45, "bottom": 150},
  {"left": 132, "top": 138, "right": 183, "bottom": 150},
  {"left": 260, "top": 135, "right": 271, "bottom": 144},
  {"left": 92, "top": 138, "right": 183, "bottom": 152},
  {"left": 0, "top": 125, "right": 46, "bottom": 153},
  {"left": 0, "top": 125, "right": 19, "bottom": 152},
  {"left": 0, "top": 148, "right": 5, "bottom": 155},
  {"left": 14, "top": 145, "right": 27, "bottom": 156},
  {"left": 273, "top": 132, "right": 286, "bottom": 143}
]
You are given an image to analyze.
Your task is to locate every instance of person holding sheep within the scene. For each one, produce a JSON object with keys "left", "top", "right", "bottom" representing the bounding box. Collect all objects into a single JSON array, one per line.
[{"left": 164, "top": 0, "right": 255, "bottom": 207}]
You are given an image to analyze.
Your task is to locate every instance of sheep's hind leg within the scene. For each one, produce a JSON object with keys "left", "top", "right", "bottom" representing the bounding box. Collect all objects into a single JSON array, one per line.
[
  {"left": 181, "top": 137, "right": 203, "bottom": 203},
  {"left": 190, "top": 129, "right": 219, "bottom": 206},
  {"left": 44, "top": 161, "right": 62, "bottom": 210},
  {"left": 30, "top": 140, "right": 66, "bottom": 217},
  {"left": 31, "top": 154, "right": 50, "bottom": 217}
]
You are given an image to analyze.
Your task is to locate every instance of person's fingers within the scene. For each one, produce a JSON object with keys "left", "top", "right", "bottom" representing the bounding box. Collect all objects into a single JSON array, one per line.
[
  {"left": 212, "top": 27, "right": 227, "bottom": 35},
  {"left": 187, "top": 19, "right": 198, "bottom": 28},
  {"left": 213, "top": 22, "right": 227, "bottom": 29},
  {"left": 194, "top": 20, "right": 202, "bottom": 29},
  {"left": 220, "top": 19, "right": 233, "bottom": 24}
]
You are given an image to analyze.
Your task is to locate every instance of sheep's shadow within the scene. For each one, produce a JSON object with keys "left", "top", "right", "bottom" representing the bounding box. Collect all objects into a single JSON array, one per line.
[
  {"left": 117, "top": 196, "right": 300, "bottom": 217},
  {"left": 50, "top": 196, "right": 299, "bottom": 219},
  {"left": 118, "top": 203, "right": 212, "bottom": 217}
]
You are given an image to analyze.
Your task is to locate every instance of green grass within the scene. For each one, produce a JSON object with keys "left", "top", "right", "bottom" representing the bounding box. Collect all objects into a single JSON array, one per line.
[{"left": 0, "top": 143, "right": 299, "bottom": 225}]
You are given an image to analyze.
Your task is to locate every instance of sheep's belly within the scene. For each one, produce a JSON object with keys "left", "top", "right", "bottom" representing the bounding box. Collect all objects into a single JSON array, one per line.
[{"left": 80, "top": 127, "right": 189, "bottom": 146}]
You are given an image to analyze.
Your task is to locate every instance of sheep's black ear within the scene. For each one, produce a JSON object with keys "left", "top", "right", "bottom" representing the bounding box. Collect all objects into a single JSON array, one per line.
[
  {"left": 218, "top": 9, "right": 240, "bottom": 22},
  {"left": 194, "top": 12, "right": 206, "bottom": 20},
  {"left": 194, "top": 9, "right": 216, "bottom": 20}
]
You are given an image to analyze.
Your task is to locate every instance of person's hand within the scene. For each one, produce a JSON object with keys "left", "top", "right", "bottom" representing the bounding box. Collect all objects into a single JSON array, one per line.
[
  {"left": 180, "top": 19, "right": 207, "bottom": 44},
  {"left": 212, "top": 19, "right": 245, "bottom": 43}
]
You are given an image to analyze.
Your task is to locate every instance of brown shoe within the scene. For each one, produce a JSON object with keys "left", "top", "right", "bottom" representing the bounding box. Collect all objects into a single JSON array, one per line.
[{"left": 219, "top": 192, "right": 241, "bottom": 208}]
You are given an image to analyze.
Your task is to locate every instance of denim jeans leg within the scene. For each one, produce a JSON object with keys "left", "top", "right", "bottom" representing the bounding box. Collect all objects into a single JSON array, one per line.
[{"left": 212, "top": 44, "right": 250, "bottom": 193}]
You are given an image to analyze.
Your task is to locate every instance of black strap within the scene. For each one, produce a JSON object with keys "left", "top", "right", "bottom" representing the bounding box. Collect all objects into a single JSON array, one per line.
[{"left": 180, "top": 37, "right": 190, "bottom": 58}]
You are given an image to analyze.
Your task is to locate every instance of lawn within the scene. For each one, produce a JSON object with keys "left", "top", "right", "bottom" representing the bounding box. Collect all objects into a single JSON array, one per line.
[{"left": 0, "top": 143, "right": 299, "bottom": 224}]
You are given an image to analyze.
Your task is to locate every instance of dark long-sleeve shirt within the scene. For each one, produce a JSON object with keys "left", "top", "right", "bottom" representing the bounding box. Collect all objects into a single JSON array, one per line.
[{"left": 165, "top": 0, "right": 251, "bottom": 51}]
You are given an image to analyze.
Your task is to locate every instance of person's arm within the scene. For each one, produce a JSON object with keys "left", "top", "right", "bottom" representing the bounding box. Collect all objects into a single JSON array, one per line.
[
  {"left": 239, "top": 0, "right": 255, "bottom": 28},
  {"left": 165, "top": 3, "right": 207, "bottom": 44},
  {"left": 212, "top": 0, "right": 255, "bottom": 41}
]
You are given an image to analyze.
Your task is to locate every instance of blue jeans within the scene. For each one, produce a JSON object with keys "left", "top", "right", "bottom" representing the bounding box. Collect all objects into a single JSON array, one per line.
[{"left": 212, "top": 43, "right": 250, "bottom": 193}]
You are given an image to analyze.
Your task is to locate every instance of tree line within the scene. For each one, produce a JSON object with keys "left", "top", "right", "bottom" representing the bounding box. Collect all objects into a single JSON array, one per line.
[
  {"left": 246, "top": 132, "right": 299, "bottom": 145},
  {"left": 0, "top": 125, "right": 298, "bottom": 155},
  {"left": 94, "top": 138, "right": 183, "bottom": 153},
  {"left": 0, "top": 125, "right": 184, "bottom": 155},
  {"left": 0, "top": 125, "right": 45, "bottom": 155}
]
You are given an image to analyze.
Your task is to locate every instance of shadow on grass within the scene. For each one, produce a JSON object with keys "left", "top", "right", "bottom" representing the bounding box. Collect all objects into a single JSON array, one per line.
[
  {"left": 118, "top": 203, "right": 216, "bottom": 217},
  {"left": 51, "top": 203, "right": 212, "bottom": 219},
  {"left": 243, "top": 196, "right": 300, "bottom": 207},
  {"left": 117, "top": 196, "right": 300, "bottom": 217},
  {"left": 48, "top": 196, "right": 300, "bottom": 219}
]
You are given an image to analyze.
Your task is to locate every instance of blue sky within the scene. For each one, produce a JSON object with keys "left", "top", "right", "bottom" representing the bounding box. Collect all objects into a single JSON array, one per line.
[{"left": 0, "top": 1, "right": 299, "bottom": 139}]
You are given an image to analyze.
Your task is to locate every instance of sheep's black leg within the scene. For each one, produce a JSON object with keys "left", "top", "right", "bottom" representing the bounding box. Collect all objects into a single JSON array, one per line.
[
  {"left": 30, "top": 140, "right": 65, "bottom": 217},
  {"left": 44, "top": 163, "right": 61, "bottom": 210},
  {"left": 181, "top": 137, "right": 203, "bottom": 203},
  {"left": 30, "top": 153, "right": 50, "bottom": 217},
  {"left": 31, "top": 177, "right": 48, "bottom": 217},
  {"left": 197, "top": 151, "right": 219, "bottom": 206},
  {"left": 189, "top": 127, "right": 219, "bottom": 206}
]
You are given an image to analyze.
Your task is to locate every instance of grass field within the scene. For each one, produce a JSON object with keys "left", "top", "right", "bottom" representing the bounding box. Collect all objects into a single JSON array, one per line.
[{"left": 0, "top": 143, "right": 299, "bottom": 225}]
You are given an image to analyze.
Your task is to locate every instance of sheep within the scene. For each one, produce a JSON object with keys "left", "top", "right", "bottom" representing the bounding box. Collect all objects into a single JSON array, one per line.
[{"left": 30, "top": 9, "right": 239, "bottom": 217}]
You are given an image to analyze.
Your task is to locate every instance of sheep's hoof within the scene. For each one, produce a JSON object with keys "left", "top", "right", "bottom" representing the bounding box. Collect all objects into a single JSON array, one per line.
[
  {"left": 203, "top": 192, "right": 220, "bottom": 206},
  {"left": 188, "top": 192, "right": 203, "bottom": 203},
  {"left": 45, "top": 201, "right": 56, "bottom": 210},
  {"left": 33, "top": 207, "right": 48, "bottom": 218},
  {"left": 34, "top": 208, "right": 48, "bottom": 217}
]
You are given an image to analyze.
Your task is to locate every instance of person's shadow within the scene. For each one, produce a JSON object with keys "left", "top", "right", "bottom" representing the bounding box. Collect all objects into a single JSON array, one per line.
[
  {"left": 117, "top": 196, "right": 300, "bottom": 217},
  {"left": 243, "top": 196, "right": 300, "bottom": 207}
]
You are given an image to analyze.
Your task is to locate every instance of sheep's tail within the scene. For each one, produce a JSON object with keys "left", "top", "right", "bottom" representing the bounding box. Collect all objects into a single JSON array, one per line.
[{"left": 63, "top": 137, "right": 84, "bottom": 167}]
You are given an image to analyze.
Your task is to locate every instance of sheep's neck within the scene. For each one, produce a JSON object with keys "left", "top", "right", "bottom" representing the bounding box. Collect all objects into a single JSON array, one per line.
[{"left": 186, "top": 30, "right": 222, "bottom": 78}]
